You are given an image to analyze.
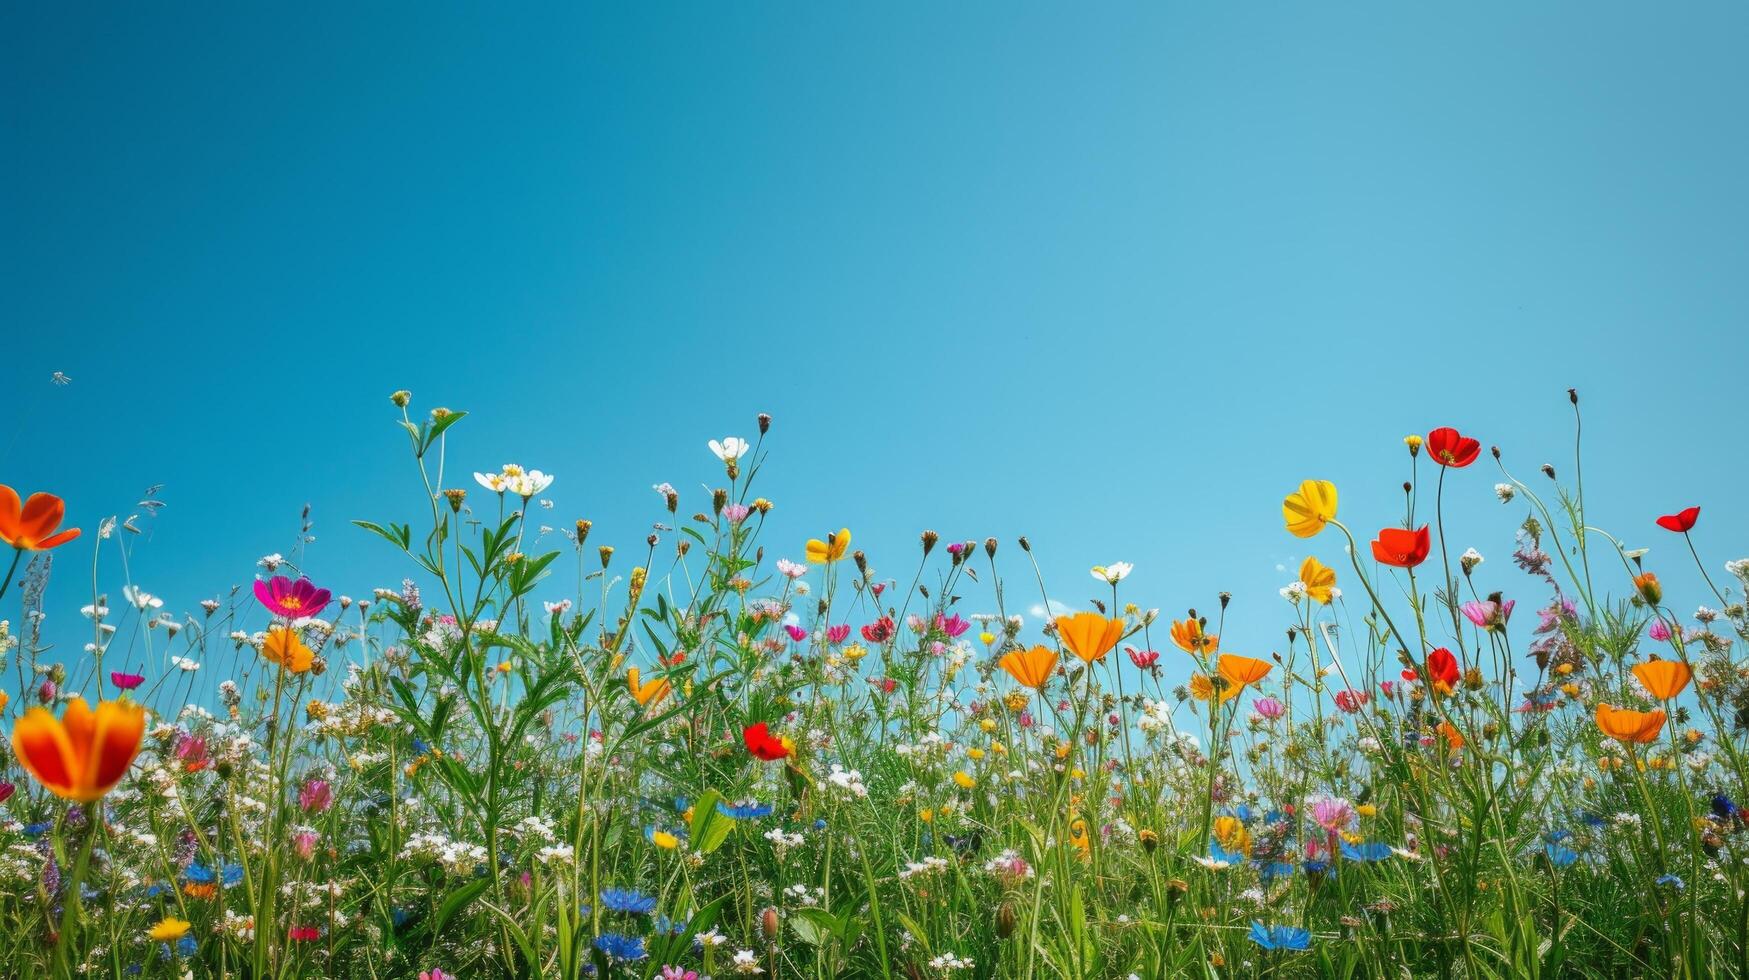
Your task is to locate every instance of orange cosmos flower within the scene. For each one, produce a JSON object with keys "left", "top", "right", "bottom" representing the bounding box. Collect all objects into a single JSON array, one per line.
[
  {"left": 1632, "top": 659, "right": 1691, "bottom": 701},
  {"left": 1282, "top": 480, "right": 1338, "bottom": 538},
  {"left": 1054, "top": 612, "right": 1123, "bottom": 664},
  {"left": 10, "top": 697, "right": 146, "bottom": 802},
  {"left": 0, "top": 486, "right": 82, "bottom": 551},
  {"left": 261, "top": 626, "right": 314, "bottom": 674},
  {"left": 805, "top": 528, "right": 851, "bottom": 564},
  {"left": 999, "top": 645, "right": 1058, "bottom": 689},
  {"left": 1170, "top": 617, "right": 1218, "bottom": 656},
  {"left": 1217, "top": 654, "right": 1273, "bottom": 689},
  {"left": 1298, "top": 556, "right": 1336, "bottom": 605},
  {"left": 627, "top": 667, "right": 671, "bottom": 708},
  {"left": 1595, "top": 703, "right": 1666, "bottom": 744}
]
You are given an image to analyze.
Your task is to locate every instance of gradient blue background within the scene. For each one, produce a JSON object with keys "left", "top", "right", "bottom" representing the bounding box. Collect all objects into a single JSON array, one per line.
[{"left": 4, "top": 4, "right": 1746, "bottom": 694}]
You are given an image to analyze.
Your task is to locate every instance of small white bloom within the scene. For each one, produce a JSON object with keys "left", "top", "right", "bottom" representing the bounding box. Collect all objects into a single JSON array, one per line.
[
  {"left": 1494, "top": 483, "right": 1516, "bottom": 503},
  {"left": 709, "top": 437, "right": 751, "bottom": 462},
  {"left": 1090, "top": 562, "right": 1132, "bottom": 584}
]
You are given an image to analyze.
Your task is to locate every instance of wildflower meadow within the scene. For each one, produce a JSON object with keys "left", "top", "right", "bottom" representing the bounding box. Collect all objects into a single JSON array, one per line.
[{"left": 4, "top": 390, "right": 1748, "bottom": 980}]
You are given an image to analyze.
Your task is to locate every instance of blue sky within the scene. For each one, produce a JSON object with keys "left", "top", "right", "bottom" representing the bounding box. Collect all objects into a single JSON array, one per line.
[{"left": 4, "top": 4, "right": 1746, "bottom": 696}]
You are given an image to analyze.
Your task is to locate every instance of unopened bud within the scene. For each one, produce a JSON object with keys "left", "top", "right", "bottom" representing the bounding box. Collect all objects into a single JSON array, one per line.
[
  {"left": 599, "top": 546, "right": 614, "bottom": 569},
  {"left": 921, "top": 530, "right": 939, "bottom": 555},
  {"left": 761, "top": 906, "right": 780, "bottom": 941},
  {"left": 984, "top": 537, "right": 998, "bottom": 559},
  {"left": 390, "top": 390, "right": 411, "bottom": 408},
  {"left": 575, "top": 520, "right": 592, "bottom": 546},
  {"left": 443, "top": 489, "right": 466, "bottom": 513},
  {"left": 757, "top": 412, "right": 772, "bottom": 434},
  {"left": 995, "top": 902, "right": 1018, "bottom": 939},
  {"left": 1018, "top": 536, "right": 1031, "bottom": 553},
  {"left": 1541, "top": 464, "right": 1556, "bottom": 480},
  {"left": 712, "top": 488, "right": 728, "bottom": 515}
]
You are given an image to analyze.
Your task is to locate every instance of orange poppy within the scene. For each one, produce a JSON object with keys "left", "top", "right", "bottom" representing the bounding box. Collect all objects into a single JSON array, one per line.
[
  {"left": 10, "top": 697, "right": 146, "bottom": 802},
  {"left": 999, "top": 645, "right": 1058, "bottom": 689},
  {"left": 628, "top": 667, "right": 671, "bottom": 708},
  {"left": 1632, "top": 659, "right": 1691, "bottom": 701},
  {"left": 1170, "top": 617, "right": 1218, "bottom": 656},
  {"left": 1436, "top": 721, "right": 1464, "bottom": 750},
  {"left": 0, "top": 486, "right": 81, "bottom": 551},
  {"left": 1594, "top": 703, "right": 1666, "bottom": 744},
  {"left": 1217, "top": 654, "right": 1273, "bottom": 689},
  {"left": 261, "top": 626, "right": 314, "bottom": 674},
  {"left": 1633, "top": 572, "right": 1662, "bottom": 605},
  {"left": 1054, "top": 612, "right": 1123, "bottom": 664}
]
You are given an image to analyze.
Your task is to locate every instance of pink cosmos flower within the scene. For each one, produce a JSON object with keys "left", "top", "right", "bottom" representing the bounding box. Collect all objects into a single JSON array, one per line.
[
  {"left": 254, "top": 576, "right": 332, "bottom": 619},
  {"left": 110, "top": 671, "right": 145, "bottom": 691},
  {"left": 936, "top": 614, "right": 971, "bottom": 638},
  {"left": 299, "top": 778, "right": 333, "bottom": 813},
  {"left": 785, "top": 624, "right": 808, "bottom": 642},
  {"left": 826, "top": 624, "right": 851, "bottom": 644},
  {"left": 1310, "top": 796, "right": 1354, "bottom": 833},
  {"left": 1460, "top": 599, "right": 1514, "bottom": 631},
  {"left": 1125, "top": 647, "right": 1160, "bottom": 668},
  {"left": 1252, "top": 696, "right": 1285, "bottom": 720},
  {"left": 293, "top": 831, "right": 319, "bottom": 861},
  {"left": 1647, "top": 619, "right": 1672, "bottom": 642}
]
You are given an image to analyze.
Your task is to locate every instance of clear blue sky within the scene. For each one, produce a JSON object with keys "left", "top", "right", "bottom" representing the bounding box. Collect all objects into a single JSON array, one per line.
[{"left": 4, "top": 4, "right": 1746, "bottom": 694}]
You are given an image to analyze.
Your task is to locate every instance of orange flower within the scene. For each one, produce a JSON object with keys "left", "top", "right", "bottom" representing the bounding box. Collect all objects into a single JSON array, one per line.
[
  {"left": 1169, "top": 618, "right": 1218, "bottom": 656},
  {"left": 0, "top": 486, "right": 81, "bottom": 551},
  {"left": 627, "top": 667, "right": 671, "bottom": 708},
  {"left": 1217, "top": 654, "right": 1273, "bottom": 689},
  {"left": 10, "top": 697, "right": 146, "bottom": 802},
  {"left": 1594, "top": 703, "right": 1666, "bottom": 744},
  {"left": 1298, "top": 557, "right": 1336, "bottom": 605},
  {"left": 1054, "top": 612, "right": 1123, "bottom": 664},
  {"left": 805, "top": 528, "right": 851, "bottom": 564},
  {"left": 1633, "top": 572, "right": 1662, "bottom": 605},
  {"left": 261, "top": 626, "right": 314, "bottom": 674},
  {"left": 999, "top": 645, "right": 1058, "bottom": 689},
  {"left": 1436, "top": 721, "right": 1464, "bottom": 750},
  {"left": 1632, "top": 658, "right": 1691, "bottom": 701}
]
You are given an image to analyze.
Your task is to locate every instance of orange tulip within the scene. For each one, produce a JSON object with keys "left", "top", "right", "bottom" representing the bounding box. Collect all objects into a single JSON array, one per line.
[
  {"left": 1054, "top": 612, "right": 1123, "bottom": 664},
  {"left": 0, "top": 486, "right": 81, "bottom": 551},
  {"left": 628, "top": 667, "right": 671, "bottom": 708},
  {"left": 10, "top": 697, "right": 145, "bottom": 802},
  {"left": 1633, "top": 659, "right": 1691, "bottom": 702},
  {"left": 261, "top": 626, "right": 314, "bottom": 674},
  {"left": 999, "top": 645, "right": 1058, "bottom": 689},
  {"left": 1169, "top": 617, "right": 1218, "bottom": 656},
  {"left": 1217, "top": 654, "right": 1273, "bottom": 689},
  {"left": 1595, "top": 703, "right": 1666, "bottom": 744}
]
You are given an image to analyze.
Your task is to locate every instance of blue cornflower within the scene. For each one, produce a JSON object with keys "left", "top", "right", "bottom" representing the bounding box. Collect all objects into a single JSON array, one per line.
[
  {"left": 22, "top": 822, "right": 52, "bottom": 837},
  {"left": 1249, "top": 922, "right": 1312, "bottom": 951},
  {"left": 176, "top": 936, "right": 198, "bottom": 957},
  {"left": 1258, "top": 861, "right": 1295, "bottom": 885},
  {"left": 593, "top": 933, "right": 647, "bottom": 961},
  {"left": 1339, "top": 841, "right": 1392, "bottom": 862},
  {"left": 717, "top": 800, "right": 774, "bottom": 820},
  {"left": 412, "top": 738, "right": 430, "bottom": 756},
  {"left": 652, "top": 913, "right": 689, "bottom": 936},
  {"left": 1713, "top": 794, "right": 1739, "bottom": 820},
  {"left": 599, "top": 887, "right": 657, "bottom": 915},
  {"left": 814, "top": 818, "right": 827, "bottom": 831},
  {"left": 1543, "top": 841, "right": 1578, "bottom": 868},
  {"left": 1206, "top": 840, "right": 1246, "bottom": 867},
  {"left": 1656, "top": 874, "right": 1686, "bottom": 890}
]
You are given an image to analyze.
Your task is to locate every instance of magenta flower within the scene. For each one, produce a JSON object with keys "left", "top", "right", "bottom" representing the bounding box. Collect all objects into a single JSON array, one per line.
[
  {"left": 1647, "top": 619, "right": 1672, "bottom": 642},
  {"left": 936, "top": 614, "right": 971, "bottom": 639},
  {"left": 1252, "top": 696, "right": 1284, "bottom": 720},
  {"left": 1126, "top": 646, "right": 1160, "bottom": 668},
  {"left": 0, "top": 782, "right": 13, "bottom": 804},
  {"left": 255, "top": 575, "right": 332, "bottom": 619},
  {"left": 784, "top": 624, "right": 808, "bottom": 642},
  {"left": 1310, "top": 796, "right": 1354, "bottom": 833},
  {"left": 1334, "top": 689, "right": 1369, "bottom": 713},
  {"left": 826, "top": 624, "right": 850, "bottom": 644},
  {"left": 299, "top": 778, "right": 333, "bottom": 813},
  {"left": 109, "top": 671, "right": 145, "bottom": 691},
  {"left": 1460, "top": 599, "right": 1514, "bottom": 631}
]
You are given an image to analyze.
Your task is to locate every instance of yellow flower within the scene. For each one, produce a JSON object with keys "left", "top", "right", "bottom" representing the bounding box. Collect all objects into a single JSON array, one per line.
[
  {"left": 1283, "top": 480, "right": 1338, "bottom": 538},
  {"left": 261, "top": 626, "right": 314, "bottom": 674},
  {"left": 978, "top": 631, "right": 996, "bottom": 646},
  {"left": 1189, "top": 673, "right": 1214, "bottom": 701},
  {"left": 148, "top": 917, "right": 191, "bottom": 941},
  {"left": 1213, "top": 815, "right": 1251, "bottom": 856},
  {"left": 968, "top": 747, "right": 985, "bottom": 761},
  {"left": 805, "top": 528, "right": 851, "bottom": 564},
  {"left": 1404, "top": 434, "right": 1423, "bottom": 455},
  {"left": 627, "top": 667, "right": 672, "bottom": 708},
  {"left": 952, "top": 770, "right": 976, "bottom": 789},
  {"left": 1054, "top": 612, "right": 1124, "bottom": 664},
  {"left": 1356, "top": 803, "right": 1377, "bottom": 817},
  {"left": 978, "top": 718, "right": 996, "bottom": 734},
  {"left": 1170, "top": 617, "right": 1217, "bottom": 656},
  {"left": 649, "top": 829, "right": 680, "bottom": 849},
  {"left": 1298, "top": 556, "right": 1336, "bottom": 605}
]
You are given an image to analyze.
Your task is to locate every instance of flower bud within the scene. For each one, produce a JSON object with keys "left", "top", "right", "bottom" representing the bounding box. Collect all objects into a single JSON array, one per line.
[
  {"left": 921, "top": 530, "right": 939, "bottom": 555},
  {"left": 761, "top": 906, "right": 780, "bottom": 941},
  {"left": 712, "top": 488, "right": 728, "bottom": 515},
  {"left": 599, "top": 546, "right": 614, "bottom": 569},
  {"left": 758, "top": 412, "right": 772, "bottom": 434},
  {"left": 1404, "top": 434, "right": 1422, "bottom": 456},
  {"left": 443, "top": 489, "right": 466, "bottom": 513},
  {"left": 575, "top": 520, "right": 592, "bottom": 546},
  {"left": 390, "top": 390, "right": 411, "bottom": 407},
  {"left": 995, "top": 902, "right": 1018, "bottom": 939},
  {"left": 984, "top": 537, "right": 998, "bottom": 559}
]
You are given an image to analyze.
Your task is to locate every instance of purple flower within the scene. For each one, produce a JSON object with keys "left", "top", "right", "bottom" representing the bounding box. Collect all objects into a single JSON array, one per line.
[
  {"left": 254, "top": 576, "right": 332, "bottom": 619},
  {"left": 1252, "top": 696, "right": 1284, "bottom": 720}
]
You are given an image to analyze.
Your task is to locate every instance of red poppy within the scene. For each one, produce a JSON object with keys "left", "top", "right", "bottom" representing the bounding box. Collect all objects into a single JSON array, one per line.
[
  {"left": 1371, "top": 526, "right": 1431, "bottom": 568},
  {"left": 1425, "top": 428, "right": 1481, "bottom": 468},
  {"left": 1425, "top": 647, "right": 1460, "bottom": 692},
  {"left": 1655, "top": 506, "right": 1700, "bottom": 533},
  {"left": 742, "top": 722, "right": 790, "bottom": 761},
  {"left": 860, "top": 616, "right": 895, "bottom": 643}
]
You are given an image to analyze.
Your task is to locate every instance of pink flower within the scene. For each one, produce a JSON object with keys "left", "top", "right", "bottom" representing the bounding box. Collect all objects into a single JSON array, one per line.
[
  {"left": 936, "top": 614, "right": 971, "bottom": 638},
  {"left": 722, "top": 503, "right": 751, "bottom": 524},
  {"left": 1252, "top": 696, "right": 1284, "bottom": 720},
  {"left": 784, "top": 624, "right": 808, "bottom": 642},
  {"left": 1334, "top": 689, "right": 1369, "bottom": 713},
  {"left": 826, "top": 624, "right": 850, "bottom": 644},
  {"left": 293, "top": 831, "right": 319, "bottom": 861},
  {"left": 288, "top": 925, "right": 320, "bottom": 941},
  {"left": 1310, "top": 796, "right": 1354, "bottom": 833},
  {"left": 661, "top": 969, "right": 700, "bottom": 980},
  {"left": 1379, "top": 680, "right": 1396, "bottom": 698},
  {"left": 254, "top": 576, "right": 332, "bottom": 619},
  {"left": 299, "top": 778, "right": 333, "bottom": 813},
  {"left": 1460, "top": 599, "right": 1514, "bottom": 631},
  {"left": 109, "top": 671, "right": 145, "bottom": 691},
  {"left": 1648, "top": 619, "right": 1672, "bottom": 642},
  {"left": 420, "top": 971, "right": 453, "bottom": 980},
  {"left": 1125, "top": 647, "right": 1159, "bottom": 668},
  {"left": 0, "top": 782, "right": 13, "bottom": 804}
]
